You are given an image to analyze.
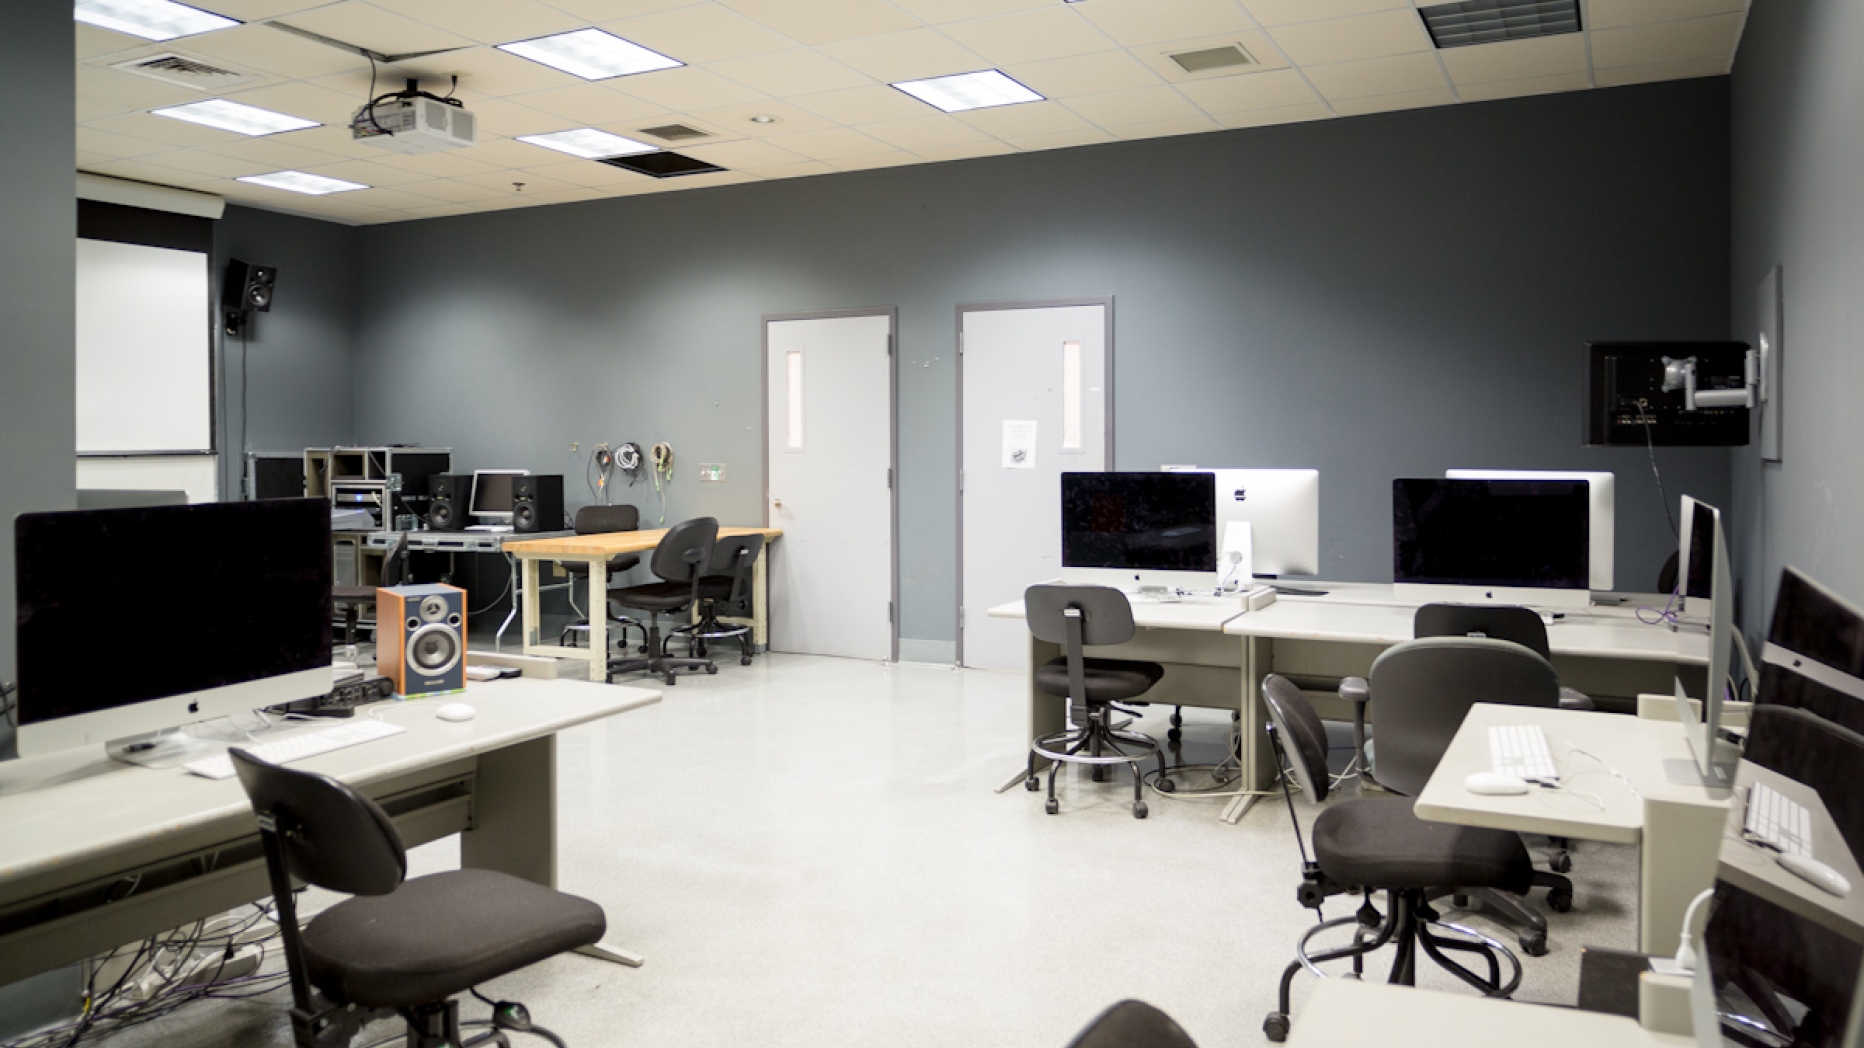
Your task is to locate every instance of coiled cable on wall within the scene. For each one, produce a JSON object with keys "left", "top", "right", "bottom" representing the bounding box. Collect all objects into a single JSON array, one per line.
[
  {"left": 616, "top": 442, "right": 643, "bottom": 485},
  {"left": 651, "top": 442, "right": 673, "bottom": 524},
  {"left": 587, "top": 445, "right": 614, "bottom": 505}
]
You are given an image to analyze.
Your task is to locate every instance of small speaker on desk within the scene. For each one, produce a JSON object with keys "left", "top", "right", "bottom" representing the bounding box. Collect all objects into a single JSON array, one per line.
[
  {"left": 512, "top": 475, "right": 564, "bottom": 534},
  {"left": 427, "top": 473, "right": 474, "bottom": 531},
  {"left": 378, "top": 584, "right": 465, "bottom": 697}
]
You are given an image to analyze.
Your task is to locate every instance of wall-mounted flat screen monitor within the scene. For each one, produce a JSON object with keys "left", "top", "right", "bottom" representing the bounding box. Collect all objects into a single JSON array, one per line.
[{"left": 1392, "top": 478, "right": 1591, "bottom": 608}]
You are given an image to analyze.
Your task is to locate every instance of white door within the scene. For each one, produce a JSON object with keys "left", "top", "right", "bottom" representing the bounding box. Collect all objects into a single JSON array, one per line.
[
  {"left": 960, "top": 302, "right": 1109, "bottom": 670},
  {"left": 765, "top": 312, "right": 896, "bottom": 660}
]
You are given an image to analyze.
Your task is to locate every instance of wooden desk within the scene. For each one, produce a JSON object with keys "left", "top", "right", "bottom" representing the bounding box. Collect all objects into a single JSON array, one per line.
[
  {"left": 0, "top": 678, "right": 660, "bottom": 986},
  {"left": 1285, "top": 980, "right": 1692, "bottom": 1047},
  {"left": 507, "top": 527, "right": 782, "bottom": 681}
]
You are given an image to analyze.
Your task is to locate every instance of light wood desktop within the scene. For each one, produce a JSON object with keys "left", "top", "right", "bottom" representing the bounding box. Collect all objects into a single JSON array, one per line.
[
  {"left": 0, "top": 677, "right": 660, "bottom": 986},
  {"left": 1284, "top": 980, "right": 1693, "bottom": 1048},
  {"left": 507, "top": 526, "right": 782, "bottom": 681},
  {"left": 1717, "top": 759, "right": 1864, "bottom": 942}
]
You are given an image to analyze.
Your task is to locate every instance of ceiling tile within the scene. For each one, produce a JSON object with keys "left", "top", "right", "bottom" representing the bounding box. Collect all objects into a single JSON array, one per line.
[
  {"left": 194, "top": 0, "right": 338, "bottom": 18},
  {"left": 1074, "top": 0, "right": 1258, "bottom": 48},
  {"left": 384, "top": 177, "right": 511, "bottom": 201},
  {"left": 1590, "top": 13, "right": 1745, "bottom": 68},
  {"left": 1176, "top": 68, "right": 1322, "bottom": 113},
  {"left": 271, "top": 2, "right": 476, "bottom": 57},
  {"left": 1592, "top": 53, "right": 1732, "bottom": 86},
  {"left": 885, "top": 0, "right": 1050, "bottom": 22},
  {"left": 1004, "top": 50, "right": 1162, "bottom": 99},
  {"left": 84, "top": 158, "right": 223, "bottom": 186},
  {"left": 136, "top": 149, "right": 265, "bottom": 178},
  {"left": 721, "top": 0, "right": 921, "bottom": 45},
  {"left": 603, "top": 4, "right": 794, "bottom": 63},
  {"left": 817, "top": 29, "right": 990, "bottom": 83},
  {"left": 1457, "top": 70, "right": 1591, "bottom": 101},
  {"left": 1303, "top": 52, "right": 1449, "bottom": 100},
  {"left": 224, "top": 81, "right": 361, "bottom": 125},
  {"left": 84, "top": 111, "right": 259, "bottom": 148},
  {"left": 1587, "top": 0, "right": 1747, "bottom": 31},
  {"left": 828, "top": 152, "right": 922, "bottom": 172},
  {"left": 678, "top": 138, "right": 811, "bottom": 168},
  {"left": 996, "top": 126, "right": 1116, "bottom": 151},
  {"left": 320, "top": 46, "right": 588, "bottom": 100},
  {"left": 78, "top": 99, "right": 135, "bottom": 122},
  {"left": 1106, "top": 114, "right": 1221, "bottom": 139},
  {"left": 365, "top": 149, "right": 509, "bottom": 176},
  {"left": 303, "top": 157, "right": 440, "bottom": 185},
  {"left": 939, "top": 8, "right": 1119, "bottom": 66},
  {"left": 1129, "top": 30, "right": 1292, "bottom": 83},
  {"left": 610, "top": 66, "right": 768, "bottom": 109},
  {"left": 76, "top": 127, "right": 174, "bottom": 160},
  {"left": 517, "top": 159, "right": 660, "bottom": 187},
  {"left": 75, "top": 23, "right": 149, "bottom": 60},
  {"left": 181, "top": 24, "right": 372, "bottom": 80},
  {"left": 366, "top": 0, "right": 586, "bottom": 45},
  {"left": 1241, "top": 0, "right": 1407, "bottom": 27},
  {"left": 508, "top": 82, "right": 667, "bottom": 124},
  {"left": 78, "top": 151, "right": 114, "bottom": 167},
  {"left": 745, "top": 159, "right": 840, "bottom": 178},
  {"left": 954, "top": 99, "right": 1093, "bottom": 137},
  {"left": 543, "top": 0, "right": 705, "bottom": 23},
  {"left": 1214, "top": 102, "right": 1334, "bottom": 128},
  {"left": 857, "top": 114, "right": 995, "bottom": 149},
  {"left": 341, "top": 184, "right": 467, "bottom": 210},
  {"left": 452, "top": 97, "right": 584, "bottom": 136},
  {"left": 447, "top": 167, "right": 583, "bottom": 194},
  {"left": 687, "top": 99, "right": 839, "bottom": 136},
  {"left": 913, "top": 141, "right": 1016, "bottom": 162},
  {"left": 1268, "top": 9, "right": 1431, "bottom": 65},
  {"left": 760, "top": 126, "right": 895, "bottom": 160},
  {"left": 1331, "top": 86, "right": 1458, "bottom": 116},
  {"left": 789, "top": 84, "right": 926, "bottom": 124},
  {"left": 75, "top": 65, "right": 204, "bottom": 111},
  {"left": 285, "top": 123, "right": 409, "bottom": 160},
  {"left": 1063, "top": 85, "right": 1204, "bottom": 127},
  {"left": 711, "top": 49, "right": 873, "bottom": 96},
  {"left": 197, "top": 136, "right": 347, "bottom": 169},
  {"left": 1438, "top": 33, "right": 1586, "bottom": 84}
]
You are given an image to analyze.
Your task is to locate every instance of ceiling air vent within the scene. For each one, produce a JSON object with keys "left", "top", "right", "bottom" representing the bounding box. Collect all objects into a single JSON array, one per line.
[
  {"left": 638, "top": 123, "right": 714, "bottom": 142},
  {"left": 600, "top": 151, "right": 725, "bottom": 179},
  {"left": 109, "top": 52, "right": 259, "bottom": 91},
  {"left": 1166, "top": 44, "right": 1256, "bottom": 74},
  {"left": 1418, "top": 0, "right": 1581, "bottom": 48}
]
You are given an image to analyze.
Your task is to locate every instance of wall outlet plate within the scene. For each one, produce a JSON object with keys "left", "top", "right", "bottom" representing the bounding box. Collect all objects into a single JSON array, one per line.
[{"left": 697, "top": 463, "right": 725, "bottom": 482}]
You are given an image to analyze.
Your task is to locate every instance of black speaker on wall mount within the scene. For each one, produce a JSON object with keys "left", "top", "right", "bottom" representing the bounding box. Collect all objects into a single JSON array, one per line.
[
  {"left": 512, "top": 475, "right": 564, "bottom": 534},
  {"left": 224, "top": 259, "right": 277, "bottom": 336}
]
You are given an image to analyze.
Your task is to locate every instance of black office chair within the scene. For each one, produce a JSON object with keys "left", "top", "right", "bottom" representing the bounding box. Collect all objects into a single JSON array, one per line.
[
  {"left": 1020, "top": 585, "right": 1174, "bottom": 819},
  {"left": 558, "top": 505, "right": 644, "bottom": 655},
  {"left": 1259, "top": 673, "right": 1526, "bottom": 1043},
  {"left": 1065, "top": 1000, "right": 1200, "bottom": 1048},
  {"left": 607, "top": 517, "right": 718, "bottom": 685},
  {"left": 229, "top": 749, "right": 605, "bottom": 1048},
  {"left": 1412, "top": 603, "right": 1594, "bottom": 711},
  {"left": 669, "top": 533, "right": 764, "bottom": 668},
  {"left": 332, "top": 533, "right": 408, "bottom": 655}
]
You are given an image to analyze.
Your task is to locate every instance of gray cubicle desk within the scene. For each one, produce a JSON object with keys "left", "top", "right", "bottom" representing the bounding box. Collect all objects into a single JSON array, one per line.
[
  {"left": 1413, "top": 702, "right": 1731, "bottom": 956},
  {"left": 1717, "top": 760, "right": 1864, "bottom": 942},
  {"left": 1284, "top": 980, "right": 1693, "bottom": 1047},
  {"left": 0, "top": 678, "right": 659, "bottom": 987}
]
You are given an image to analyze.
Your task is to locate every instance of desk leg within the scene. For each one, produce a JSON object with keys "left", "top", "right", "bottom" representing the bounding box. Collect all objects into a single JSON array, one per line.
[
  {"left": 588, "top": 556, "right": 608, "bottom": 682},
  {"left": 1639, "top": 797, "right": 1727, "bottom": 955},
  {"left": 464, "top": 735, "right": 644, "bottom": 968},
  {"left": 1222, "top": 636, "right": 1277, "bottom": 825},
  {"left": 495, "top": 552, "right": 519, "bottom": 652},
  {"left": 999, "top": 633, "right": 1067, "bottom": 793},
  {"left": 752, "top": 548, "right": 769, "bottom": 652},
  {"left": 520, "top": 557, "right": 541, "bottom": 651}
]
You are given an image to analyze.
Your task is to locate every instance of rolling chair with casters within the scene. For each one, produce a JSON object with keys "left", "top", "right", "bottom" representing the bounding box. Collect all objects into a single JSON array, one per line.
[
  {"left": 558, "top": 505, "right": 645, "bottom": 655},
  {"left": 669, "top": 533, "right": 764, "bottom": 667},
  {"left": 1336, "top": 635, "right": 1576, "bottom": 957},
  {"left": 1258, "top": 674, "right": 1527, "bottom": 1043},
  {"left": 1020, "top": 585, "right": 1174, "bottom": 819},
  {"left": 332, "top": 532, "right": 408, "bottom": 656},
  {"left": 1066, "top": 1000, "right": 1199, "bottom": 1048},
  {"left": 228, "top": 748, "right": 605, "bottom": 1048},
  {"left": 607, "top": 517, "right": 718, "bottom": 686}
]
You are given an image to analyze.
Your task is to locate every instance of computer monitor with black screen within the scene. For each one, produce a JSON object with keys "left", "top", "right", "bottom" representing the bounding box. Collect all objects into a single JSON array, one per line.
[
  {"left": 13, "top": 499, "right": 333, "bottom": 763},
  {"left": 1061, "top": 471, "right": 1217, "bottom": 596},
  {"left": 1445, "top": 469, "right": 1616, "bottom": 591},
  {"left": 1392, "top": 478, "right": 1592, "bottom": 609},
  {"left": 470, "top": 469, "right": 527, "bottom": 523},
  {"left": 1669, "top": 495, "right": 1741, "bottom": 786},
  {"left": 1692, "top": 880, "right": 1863, "bottom": 1048}
]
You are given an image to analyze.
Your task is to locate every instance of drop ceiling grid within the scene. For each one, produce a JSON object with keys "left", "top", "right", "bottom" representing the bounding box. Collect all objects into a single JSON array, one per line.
[{"left": 72, "top": 0, "right": 1751, "bottom": 224}]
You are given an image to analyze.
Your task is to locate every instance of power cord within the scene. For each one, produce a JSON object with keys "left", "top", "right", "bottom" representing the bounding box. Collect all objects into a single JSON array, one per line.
[
  {"left": 1636, "top": 399, "right": 1677, "bottom": 538},
  {"left": 2, "top": 680, "right": 17, "bottom": 729},
  {"left": 651, "top": 442, "right": 673, "bottom": 524}
]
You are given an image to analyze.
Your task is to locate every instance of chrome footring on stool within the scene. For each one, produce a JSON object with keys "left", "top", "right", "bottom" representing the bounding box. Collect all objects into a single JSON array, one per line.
[
  {"left": 1031, "top": 726, "right": 1160, "bottom": 765},
  {"left": 1295, "top": 913, "right": 1522, "bottom": 997}
]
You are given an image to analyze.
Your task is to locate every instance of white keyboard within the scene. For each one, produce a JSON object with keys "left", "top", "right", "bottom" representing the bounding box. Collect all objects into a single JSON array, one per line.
[
  {"left": 1744, "top": 782, "right": 1812, "bottom": 858},
  {"left": 1488, "top": 724, "right": 1559, "bottom": 783},
  {"left": 184, "top": 719, "right": 406, "bottom": 780}
]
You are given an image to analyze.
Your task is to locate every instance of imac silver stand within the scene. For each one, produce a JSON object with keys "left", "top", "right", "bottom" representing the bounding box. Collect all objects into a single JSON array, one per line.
[{"left": 107, "top": 728, "right": 217, "bottom": 769}]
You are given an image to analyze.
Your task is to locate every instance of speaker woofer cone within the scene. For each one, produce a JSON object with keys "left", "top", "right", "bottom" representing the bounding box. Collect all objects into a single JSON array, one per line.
[
  {"left": 429, "top": 500, "right": 454, "bottom": 528},
  {"left": 407, "top": 623, "right": 461, "bottom": 675}
]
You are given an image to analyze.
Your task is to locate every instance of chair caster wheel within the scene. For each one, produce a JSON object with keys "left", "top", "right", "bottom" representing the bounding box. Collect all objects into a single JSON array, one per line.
[
  {"left": 1045, "top": 799, "right": 1059, "bottom": 815},
  {"left": 664, "top": 675, "right": 677, "bottom": 685},
  {"left": 706, "top": 664, "right": 718, "bottom": 674},
  {"left": 741, "top": 657, "right": 753, "bottom": 666},
  {"left": 1264, "top": 1013, "right": 1290, "bottom": 1042},
  {"left": 1547, "top": 888, "right": 1574, "bottom": 913},
  {"left": 1549, "top": 852, "right": 1573, "bottom": 874},
  {"left": 1091, "top": 768, "right": 1108, "bottom": 783},
  {"left": 1133, "top": 802, "right": 1148, "bottom": 819},
  {"left": 1157, "top": 778, "right": 1175, "bottom": 793},
  {"left": 1025, "top": 777, "right": 1040, "bottom": 792},
  {"left": 1167, "top": 728, "right": 1182, "bottom": 742},
  {"left": 1520, "top": 933, "right": 1549, "bottom": 957}
]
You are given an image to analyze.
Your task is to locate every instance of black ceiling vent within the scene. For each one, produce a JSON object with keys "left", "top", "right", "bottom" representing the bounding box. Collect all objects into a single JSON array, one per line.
[
  {"left": 599, "top": 151, "right": 725, "bottom": 178},
  {"left": 1418, "top": 0, "right": 1581, "bottom": 48},
  {"left": 638, "top": 123, "right": 714, "bottom": 142}
]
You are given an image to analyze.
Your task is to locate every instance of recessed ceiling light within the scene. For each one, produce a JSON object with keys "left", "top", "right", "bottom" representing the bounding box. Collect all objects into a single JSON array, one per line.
[
  {"left": 748, "top": 114, "right": 779, "bottom": 125},
  {"left": 497, "top": 28, "right": 682, "bottom": 80},
  {"left": 517, "top": 128, "right": 658, "bottom": 159},
  {"left": 151, "top": 98, "right": 319, "bottom": 136},
  {"left": 237, "top": 171, "right": 367, "bottom": 195},
  {"left": 891, "top": 70, "right": 1043, "bottom": 114},
  {"left": 74, "top": 0, "right": 238, "bottom": 41}
]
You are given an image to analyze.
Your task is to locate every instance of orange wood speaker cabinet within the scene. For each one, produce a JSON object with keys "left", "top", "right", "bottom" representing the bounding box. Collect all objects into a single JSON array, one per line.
[{"left": 377, "top": 583, "right": 466, "bottom": 697}]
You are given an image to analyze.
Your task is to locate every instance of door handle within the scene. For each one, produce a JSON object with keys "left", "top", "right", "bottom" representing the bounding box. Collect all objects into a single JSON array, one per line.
[{"left": 772, "top": 498, "right": 783, "bottom": 508}]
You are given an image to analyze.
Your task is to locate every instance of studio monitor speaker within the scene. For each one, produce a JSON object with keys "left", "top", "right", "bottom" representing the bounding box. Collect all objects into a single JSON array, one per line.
[
  {"left": 512, "top": 474, "right": 564, "bottom": 534},
  {"left": 427, "top": 473, "right": 474, "bottom": 531},
  {"left": 377, "top": 584, "right": 465, "bottom": 697},
  {"left": 225, "top": 259, "right": 277, "bottom": 312}
]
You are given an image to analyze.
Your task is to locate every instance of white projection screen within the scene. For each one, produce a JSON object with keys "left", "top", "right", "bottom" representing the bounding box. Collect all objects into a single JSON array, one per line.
[{"left": 76, "top": 238, "right": 213, "bottom": 454}]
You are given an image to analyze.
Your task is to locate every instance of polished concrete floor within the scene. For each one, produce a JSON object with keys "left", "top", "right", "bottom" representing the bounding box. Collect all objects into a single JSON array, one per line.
[{"left": 100, "top": 654, "right": 1639, "bottom": 1048}]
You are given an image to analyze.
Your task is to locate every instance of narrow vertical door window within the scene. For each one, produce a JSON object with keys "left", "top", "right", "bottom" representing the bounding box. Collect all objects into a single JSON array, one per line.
[{"left": 786, "top": 350, "right": 805, "bottom": 451}]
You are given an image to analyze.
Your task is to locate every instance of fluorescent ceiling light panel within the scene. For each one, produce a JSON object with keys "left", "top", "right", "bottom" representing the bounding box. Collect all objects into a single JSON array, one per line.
[
  {"left": 237, "top": 170, "right": 367, "bottom": 195},
  {"left": 497, "top": 28, "right": 682, "bottom": 80},
  {"left": 75, "top": 0, "right": 238, "bottom": 41},
  {"left": 892, "top": 70, "right": 1043, "bottom": 113},
  {"left": 517, "top": 128, "right": 658, "bottom": 159},
  {"left": 152, "top": 98, "right": 318, "bottom": 136}
]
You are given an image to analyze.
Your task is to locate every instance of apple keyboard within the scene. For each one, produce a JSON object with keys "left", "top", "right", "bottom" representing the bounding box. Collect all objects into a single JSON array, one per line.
[
  {"left": 1744, "top": 781, "right": 1812, "bottom": 858},
  {"left": 1488, "top": 724, "right": 1559, "bottom": 784},
  {"left": 184, "top": 718, "right": 405, "bottom": 780}
]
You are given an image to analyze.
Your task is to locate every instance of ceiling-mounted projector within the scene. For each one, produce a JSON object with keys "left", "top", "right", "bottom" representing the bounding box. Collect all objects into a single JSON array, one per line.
[{"left": 352, "top": 79, "right": 476, "bottom": 154}]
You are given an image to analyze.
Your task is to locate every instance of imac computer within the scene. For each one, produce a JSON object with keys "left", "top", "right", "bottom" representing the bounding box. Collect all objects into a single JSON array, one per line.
[
  {"left": 470, "top": 469, "right": 528, "bottom": 524},
  {"left": 1165, "top": 468, "right": 1321, "bottom": 577},
  {"left": 1692, "top": 880, "right": 1863, "bottom": 1048},
  {"left": 1669, "top": 495, "right": 1741, "bottom": 786},
  {"left": 1392, "top": 478, "right": 1592, "bottom": 609},
  {"left": 1445, "top": 470, "right": 1615, "bottom": 591},
  {"left": 13, "top": 499, "right": 334, "bottom": 763},
  {"left": 1060, "top": 471, "right": 1217, "bottom": 597}
]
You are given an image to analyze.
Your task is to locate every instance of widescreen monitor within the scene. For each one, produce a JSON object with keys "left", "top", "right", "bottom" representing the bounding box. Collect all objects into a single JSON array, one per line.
[
  {"left": 470, "top": 469, "right": 527, "bottom": 522},
  {"left": 1445, "top": 470, "right": 1615, "bottom": 591},
  {"left": 1061, "top": 471, "right": 1216, "bottom": 595},
  {"left": 1392, "top": 478, "right": 1591, "bottom": 608},
  {"left": 1670, "top": 495, "right": 1740, "bottom": 785}
]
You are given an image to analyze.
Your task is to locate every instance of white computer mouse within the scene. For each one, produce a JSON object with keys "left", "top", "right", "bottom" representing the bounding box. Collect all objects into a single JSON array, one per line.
[
  {"left": 1776, "top": 852, "right": 1853, "bottom": 897},
  {"left": 435, "top": 703, "right": 476, "bottom": 723},
  {"left": 1464, "top": 771, "right": 1531, "bottom": 796}
]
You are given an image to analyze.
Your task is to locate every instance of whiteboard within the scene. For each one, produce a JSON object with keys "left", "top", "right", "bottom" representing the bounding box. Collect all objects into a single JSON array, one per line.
[{"left": 75, "top": 238, "right": 213, "bottom": 453}]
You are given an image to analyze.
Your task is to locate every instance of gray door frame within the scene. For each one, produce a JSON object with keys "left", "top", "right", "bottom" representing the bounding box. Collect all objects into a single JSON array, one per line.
[
  {"left": 761, "top": 307, "right": 901, "bottom": 663},
  {"left": 954, "top": 296, "right": 1115, "bottom": 667}
]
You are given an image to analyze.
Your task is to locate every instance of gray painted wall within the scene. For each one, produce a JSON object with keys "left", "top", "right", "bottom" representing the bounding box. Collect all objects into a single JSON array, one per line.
[
  {"left": 343, "top": 79, "right": 1733, "bottom": 648},
  {"left": 1729, "top": 0, "right": 1864, "bottom": 617}
]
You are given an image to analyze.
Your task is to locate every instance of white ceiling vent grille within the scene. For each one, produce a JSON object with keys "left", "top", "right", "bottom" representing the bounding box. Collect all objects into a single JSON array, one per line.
[
  {"left": 1419, "top": 0, "right": 1581, "bottom": 48},
  {"left": 638, "top": 123, "right": 714, "bottom": 142},
  {"left": 1165, "top": 44, "right": 1257, "bottom": 74},
  {"left": 108, "top": 52, "right": 259, "bottom": 91}
]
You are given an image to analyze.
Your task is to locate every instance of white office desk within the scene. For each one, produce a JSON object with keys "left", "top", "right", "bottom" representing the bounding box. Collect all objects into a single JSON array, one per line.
[
  {"left": 0, "top": 677, "right": 660, "bottom": 986},
  {"left": 1413, "top": 703, "right": 1730, "bottom": 955},
  {"left": 1717, "top": 760, "right": 1864, "bottom": 942},
  {"left": 1285, "top": 980, "right": 1693, "bottom": 1048}
]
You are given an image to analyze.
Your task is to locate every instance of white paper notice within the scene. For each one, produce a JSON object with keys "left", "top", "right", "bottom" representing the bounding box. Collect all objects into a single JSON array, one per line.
[{"left": 1002, "top": 420, "right": 1037, "bottom": 469}]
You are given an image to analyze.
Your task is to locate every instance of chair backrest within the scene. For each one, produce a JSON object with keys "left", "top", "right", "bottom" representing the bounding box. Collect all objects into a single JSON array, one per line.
[
  {"left": 650, "top": 517, "right": 718, "bottom": 582},
  {"left": 379, "top": 532, "right": 410, "bottom": 588},
  {"left": 1367, "top": 636, "right": 1560, "bottom": 796},
  {"left": 1023, "top": 585, "right": 1138, "bottom": 647},
  {"left": 707, "top": 534, "right": 765, "bottom": 607},
  {"left": 1413, "top": 603, "right": 1552, "bottom": 661},
  {"left": 1260, "top": 674, "right": 1332, "bottom": 806},
  {"left": 230, "top": 749, "right": 406, "bottom": 896},
  {"left": 575, "top": 504, "right": 639, "bottom": 535},
  {"left": 1065, "top": 1000, "right": 1201, "bottom": 1048}
]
